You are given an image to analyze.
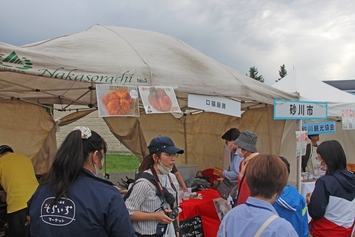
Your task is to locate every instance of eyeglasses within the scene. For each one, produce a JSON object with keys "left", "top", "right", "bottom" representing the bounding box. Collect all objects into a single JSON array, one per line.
[{"left": 162, "top": 152, "right": 179, "bottom": 158}]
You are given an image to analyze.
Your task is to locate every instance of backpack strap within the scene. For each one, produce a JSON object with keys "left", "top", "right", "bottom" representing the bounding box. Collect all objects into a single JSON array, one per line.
[
  {"left": 254, "top": 215, "right": 278, "bottom": 237},
  {"left": 223, "top": 211, "right": 231, "bottom": 237},
  {"left": 136, "top": 178, "right": 157, "bottom": 191},
  {"left": 123, "top": 172, "right": 159, "bottom": 201},
  {"left": 235, "top": 174, "right": 245, "bottom": 205}
]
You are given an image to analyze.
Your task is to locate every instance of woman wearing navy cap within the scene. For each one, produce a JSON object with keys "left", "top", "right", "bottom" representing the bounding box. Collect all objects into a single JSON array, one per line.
[{"left": 125, "top": 135, "right": 184, "bottom": 237}]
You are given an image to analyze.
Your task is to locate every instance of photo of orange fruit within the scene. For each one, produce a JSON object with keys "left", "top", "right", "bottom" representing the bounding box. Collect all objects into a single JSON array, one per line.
[
  {"left": 101, "top": 89, "right": 134, "bottom": 115},
  {"left": 147, "top": 87, "right": 172, "bottom": 112}
]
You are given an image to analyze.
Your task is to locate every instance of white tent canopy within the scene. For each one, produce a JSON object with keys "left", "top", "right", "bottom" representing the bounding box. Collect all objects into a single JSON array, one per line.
[
  {"left": 272, "top": 68, "right": 355, "bottom": 117},
  {"left": 0, "top": 24, "right": 297, "bottom": 110},
  {"left": 0, "top": 24, "right": 299, "bottom": 175},
  {"left": 272, "top": 68, "right": 355, "bottom": 187}
]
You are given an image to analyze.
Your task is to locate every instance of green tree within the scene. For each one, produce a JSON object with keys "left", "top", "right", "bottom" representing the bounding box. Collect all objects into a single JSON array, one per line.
[
  {"left": 276, "top": 64, "right": 287, "bottom": 82},
  {"left": 247, "top": 66, "right": 264, "bottom": 83},
  {"left": 42, "top": 104, "right": 53, "bottom": 116}
]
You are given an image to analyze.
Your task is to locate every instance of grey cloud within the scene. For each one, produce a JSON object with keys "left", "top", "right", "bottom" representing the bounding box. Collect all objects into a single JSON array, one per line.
[{"left": 1, "top": 0, "right": 355, "bottom": 84}]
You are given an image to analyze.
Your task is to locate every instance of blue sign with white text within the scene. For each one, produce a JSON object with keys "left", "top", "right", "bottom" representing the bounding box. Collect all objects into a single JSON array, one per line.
[{"left": 302, "top": 122, "right": 336, "bottom": 135}]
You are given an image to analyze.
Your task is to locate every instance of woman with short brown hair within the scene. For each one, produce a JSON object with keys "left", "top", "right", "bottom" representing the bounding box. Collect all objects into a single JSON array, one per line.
[
  {"left": 246, "top": 154, "right": 288, "bottom": 199},
  {"left": 218, "top": 154, "right": 297, "bottom": 237}
]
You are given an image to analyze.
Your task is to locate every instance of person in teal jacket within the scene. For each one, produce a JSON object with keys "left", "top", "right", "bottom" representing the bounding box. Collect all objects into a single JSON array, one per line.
[{"left": 273, "top": 156, "right": 308, "bottom": 237}]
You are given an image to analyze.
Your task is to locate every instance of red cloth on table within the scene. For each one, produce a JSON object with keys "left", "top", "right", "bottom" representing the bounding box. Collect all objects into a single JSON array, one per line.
[
  {"left": 179, "top": 189, "right": 221, "bottom": 237},
  {"left": 201, "top": 168, "right": 220, "bottom": 184}
]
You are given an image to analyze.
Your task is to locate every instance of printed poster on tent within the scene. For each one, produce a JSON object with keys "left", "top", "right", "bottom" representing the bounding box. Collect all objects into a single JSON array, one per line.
[
  {"left": 139, "top": 86, "right": 181, "bottom": 114},
  {"left": 96, "top": 84, "right": 139, "bottom": 117},
  {"left": 295, "top": 131, "right": 308, "bottom": 156},
  {"left": 342, "top": 108, "right": 355, "bottom": 130}
]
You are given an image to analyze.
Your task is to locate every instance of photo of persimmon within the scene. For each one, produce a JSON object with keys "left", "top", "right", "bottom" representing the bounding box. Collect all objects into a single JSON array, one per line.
[
  {"left": 101, "top": 89, "right": 134, "bottom": 115},
  {"left": 147, "top": 87, "right": 172, "bottom": 112}
]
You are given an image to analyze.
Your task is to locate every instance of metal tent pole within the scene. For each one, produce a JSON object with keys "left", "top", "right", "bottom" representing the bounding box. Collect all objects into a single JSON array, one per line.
[{"left": 297, "top": 119, "right": 303, "bottom": 193}]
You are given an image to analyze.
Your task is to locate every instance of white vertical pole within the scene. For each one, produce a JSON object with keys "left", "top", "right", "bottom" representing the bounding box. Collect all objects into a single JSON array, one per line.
[{"left": 297, "top": 119, "right": 303, "bottom": 193}]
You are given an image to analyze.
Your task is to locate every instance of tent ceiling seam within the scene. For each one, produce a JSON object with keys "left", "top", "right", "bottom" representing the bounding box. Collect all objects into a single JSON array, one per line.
[
  {"left": 0, "top": 78, "right": 65, "bottom": 98},
  {"left": 2, "top": 97, "right": 62, "bottom": 111},
  {"left": 62, "top": 89, "right": 93, "bottom": 109},
  {"left": 100, "top": 25, "right": 153, "bottom": 83},
  {"left": 0, "top": 87, "right": 95, "bottom": 92}
]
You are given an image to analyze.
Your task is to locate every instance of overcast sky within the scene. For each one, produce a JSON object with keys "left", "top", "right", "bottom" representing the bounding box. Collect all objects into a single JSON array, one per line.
[{"left": 1, "top": 0, "right": 354, "bottom": 85}]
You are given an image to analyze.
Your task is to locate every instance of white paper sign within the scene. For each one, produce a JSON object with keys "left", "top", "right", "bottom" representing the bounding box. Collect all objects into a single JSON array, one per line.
[
  {"left": 274, "top": 100, "right": 327, "bottom": 119},
  {"left": 342, "top": 108, "right": 355, "bottom": 130},
  {"left": 296, "top": 131, "right": 308, "bottom": 156},
  {"left": 188, "top": 94, "right": 241, "bottom": 117},
  {"left": 213, "top": 198, "right": 231, "bottom": 221}
]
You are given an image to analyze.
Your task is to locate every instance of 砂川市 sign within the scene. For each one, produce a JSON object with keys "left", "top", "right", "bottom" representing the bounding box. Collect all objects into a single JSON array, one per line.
[{"left": 274, "top": 100, "right": 328, "bottom": 119}]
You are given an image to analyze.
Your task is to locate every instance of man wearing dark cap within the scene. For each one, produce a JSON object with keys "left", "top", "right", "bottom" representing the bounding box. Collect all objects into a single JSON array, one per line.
[
  {"left": 233, "top": 130, "right": 259, "bottom": 206},
  {"left": 0, "top": 145, "right": 38, "bottom": 237},
  {"left": 220, "top": 128, "right": 242, "bottom": 186}
]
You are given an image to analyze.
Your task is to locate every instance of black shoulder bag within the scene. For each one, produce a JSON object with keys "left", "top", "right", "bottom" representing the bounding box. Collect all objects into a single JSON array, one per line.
[{"left": 151, "top": 167, "right": 180, "bottom": 236}]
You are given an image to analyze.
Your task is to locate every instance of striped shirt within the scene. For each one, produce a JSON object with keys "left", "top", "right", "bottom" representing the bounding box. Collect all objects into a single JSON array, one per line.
[{"left": 125, "top": 170, "right": 179, "bottom": 235}]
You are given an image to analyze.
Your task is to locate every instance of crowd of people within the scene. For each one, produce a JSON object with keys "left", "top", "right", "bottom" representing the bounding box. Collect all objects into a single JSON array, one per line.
[{"left": 1, "top": 126, "right": 355, "bottom": 237}]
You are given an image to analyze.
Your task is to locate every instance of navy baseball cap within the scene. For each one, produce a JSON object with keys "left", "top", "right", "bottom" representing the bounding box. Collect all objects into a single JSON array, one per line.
[{"left": 148, "top": 136, "right": 184, "bottom": 154}]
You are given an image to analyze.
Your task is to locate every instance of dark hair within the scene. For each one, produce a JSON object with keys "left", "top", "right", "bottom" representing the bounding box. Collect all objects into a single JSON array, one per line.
[
  {"left": 246, "top": 154, "right": 288, "bottom": 199},
  {"left": 308, "top": 134, "right": 319, "bottom": 140},
  {"left": 317, "top": 140, "right": 347, "bottom": 175},
  {"left": 279, "top": 156, "right": 290, "bottom": 174},
  {"left": 0, "top": 145, "right": 14, "bottom": 154},
  {"left": 139, "top": 151, "right": 162, "bottom": 174},
  {"left": 40, "top": 129, "right": 107, "bottom": 204},
  {"left": 221, "top": 128, "right": 241, "bottom": 141}
]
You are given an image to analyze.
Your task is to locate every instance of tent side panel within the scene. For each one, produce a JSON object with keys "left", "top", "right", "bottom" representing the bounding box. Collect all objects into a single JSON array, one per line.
[{"left": 0, "top": 100, "right": 56, "bottom": 174}]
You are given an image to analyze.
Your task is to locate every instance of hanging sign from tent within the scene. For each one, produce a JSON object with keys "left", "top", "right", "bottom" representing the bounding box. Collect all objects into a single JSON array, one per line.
[
  {"left": 296, "top": 131, "right": 308, "bottom": 156},
  {"left": 96, "top": 84, "right": 139, "bottom": 117},
  {"left": 341, "top": 108, "right": 355, "bottom": 130},
  {"left": 302, "top": 122, "right": 336, "bottom": 135},
  {"left": 139, "top": 86, "right": 181, "bottom": 114},
  {"left": 188, "top": 94, "right": 241, "bottom": 117},
  {"left": 274, "top": 100, "right": 327, "bottom": 119}
]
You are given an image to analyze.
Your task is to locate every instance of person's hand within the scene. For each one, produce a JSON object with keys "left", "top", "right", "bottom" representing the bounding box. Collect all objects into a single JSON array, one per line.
[
  {"left": 182, "top": 186, "right": 188, "bottom": 192},
  {"left": 154, "top": 210, "right": 174, "bottom": 224},
  {"left": 219, "top": 170, "right": 226, "bottom": 178},
  {"left": 306, "top": 192, "right": 312, "bottom": 206}
]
